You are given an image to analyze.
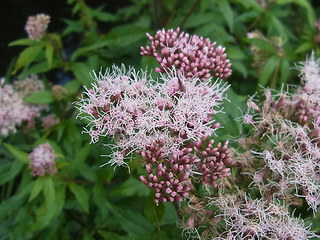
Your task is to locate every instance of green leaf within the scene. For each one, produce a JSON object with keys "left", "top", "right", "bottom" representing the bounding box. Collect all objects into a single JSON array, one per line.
[
  {"left": 96, "top": 12, "right": 118, "bottom": 22},
  {"left": 9, "top": 38, "right": 38, "bottom": 47},
  {"left": 109, "top": 177, "right": 149, "bottom": 197},
  {"left": 231, "top": 61, "right": 248, "bottom": 78},
  {"left": 218, "top": 0, "right": 234, "bottom": 33},
  {"left": 45, "top": 44, "right": 54, "bottom": 68},
  {"left": 295, "top": 41, "right": 313, "bottom": 54},
  {"left": 32, "top": 176, "right": 56, "bottom": 230},
  {"left": 275, "top": 0, "right": 315, "bottom": 28},
  {"left": 29, "top": 177, "right": 44, "bottom": 202},
  {"left": 280, "top": 58, "right": 290, "bottom": 84},
  {"left": 93, "top": 183, "right": 107, "bottom": 209},
  {"left": 68, "top": 183, "right": 90, "bottom": 213},
  {"left": 246, "top": 38, "right": 277, "bottom": 55},
  {"left": 0, "top": 159, "right": 24, "bottom": 185},
  {"left": 64, "top": 80, "right": 81, "bottom": 95},
  {"left": 226, "top": 47, "right": 247, "bottom": 60},
  {"left": 68, "top": 144, "right": 91, "bottom": 172},
  {"left": 106, "top": 202, "right": 155, "bottom": 236},
  {"left": 62, "top": 19, "right": 83, "bottom": 36},
  {"left": 54, "top": 184, "right": 66, "bottom": 218},
  {"left": 70, "top": 62, "right": 93, "bottom": 86},
  {"left": 3, "top": 143, "right": 29, "bottom": 164},
  {"left": 18, "top": 60, "right": 58, "bottom": 79},
  {"left": 12, "top": 44, "right": 44, "bottom": 74},
  {"left": 23, "top": 90, "right": 54, "bottom": 104},
  {"left": 71, "top": 40, "right": 109, "bottom": 61},
  {"left": 259, "top": 56, "right": 279, "bottom": 86},
  {"left": 144, "top": 190, "right": 165, "bottom": 224},
  {"left": 104, "top": 24, "right": 148, "bottom": 47},
  {"left": 98, "top": 231, "right": 126, "bottom": 240}
]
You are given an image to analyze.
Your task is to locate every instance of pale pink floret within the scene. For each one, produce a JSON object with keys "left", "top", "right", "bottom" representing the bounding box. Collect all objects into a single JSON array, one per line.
[{"left": 29, "top": 143, "right": 57, "bottom": 176}]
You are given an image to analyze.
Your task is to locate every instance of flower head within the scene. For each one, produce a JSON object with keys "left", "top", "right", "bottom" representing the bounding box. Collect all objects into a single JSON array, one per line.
[
  {"left": 25, "top": 13, "right": 50, "bottom": 40},
  {"left": 29, "top": 143, "right": 57, "bottom": 176}
]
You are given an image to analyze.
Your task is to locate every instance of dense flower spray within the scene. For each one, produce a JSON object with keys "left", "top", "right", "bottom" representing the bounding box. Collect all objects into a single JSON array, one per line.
[
  {"left": 29, "top": 143, "right": 57, "bottom": 176},
  {"left": 0, "top": 75, "right": 53, "bottom": 137},
  {"left": 210, "top": 192, "right": 317, "bottom": 240},
  {"left": 76, "top": 29, "right": 234, "bottom": 203},
  {"left": 25, "top": 13, "right": 50, "bottom": 40},
  {"left": 237, "top": 53, "right": 320, "bottom": 212}
]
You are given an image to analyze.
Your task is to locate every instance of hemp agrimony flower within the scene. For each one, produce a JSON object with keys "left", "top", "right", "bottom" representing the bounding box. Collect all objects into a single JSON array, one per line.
[
  {"left": 29, "top": 143, "right": 57, "bottom": 176},
  {"left": 25, "top": 13, "right": 50, "bottom": 40},
  {"left": 75, "top": 30, "right": 234, "bottom": 204}
]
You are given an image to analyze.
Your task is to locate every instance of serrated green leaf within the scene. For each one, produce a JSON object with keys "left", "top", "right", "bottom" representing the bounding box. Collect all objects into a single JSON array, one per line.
[
  {"left": 3, "top": 143, "right": 29, "bottom": 164},
  {"left": 68, "top": 183, "right": 90, "bottom": 213},
  {"left": 106, "top": 202, "right": 155, "bottom": 236},
  {"left": 12, "top": 44, "right": 44, "bottom": 74},
  {"left": 23, "top": 90, "right": 54, "bottom": 104},
  {"left": 9, "top": 38, "right": 38, "bottom": 47},
  {"left": 29, "top": 177, "right": 44, "bottom": 202},
  {"left": 144, "top": 190, "right": 165, "bottom": 224},
  {"left": 259, "top": 56, "right": 279, "bottom": 86},
  {"left": 45, "top": 44, "right": 54, "bottom": 68},
  {"left": 218, "top": 0, "right": 234, "bottom": 33}
]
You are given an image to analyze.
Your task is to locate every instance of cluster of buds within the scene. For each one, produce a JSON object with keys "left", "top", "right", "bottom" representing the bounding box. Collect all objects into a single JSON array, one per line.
[
  {"left": 25, "top": 13, "right": 50, "bottom": 40},
  {"left": 137, "top": 137, "right": 234, "bottom": 204},
  {"left": 141, "top": 28, "right": 231, "bottom": 81},
  {"left": 29, "top": 143, "right": 57, "bottom": 176}
]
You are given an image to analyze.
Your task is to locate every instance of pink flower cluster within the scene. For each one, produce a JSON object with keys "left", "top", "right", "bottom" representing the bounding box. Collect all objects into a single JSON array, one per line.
[
  {"left": 0, "top": 78, "right": 40, "bottom": 136},
  {"left": 29, "top": 143, "right": 57, "bottom": 176},
  {"left": 76, "top": 65, "right": 226, "bottom": 153},
  {"left": 141, "top": 28, "right": 232, "bottom": 81},
  {"left": 239, "top": 54, "right": 320, "bottom": 212},
  {"left": 25, "top": 13, "right": 50, "bottom": 40},
  {"left": 76, "top": 30, "right": 233, "bottom": 204}
]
